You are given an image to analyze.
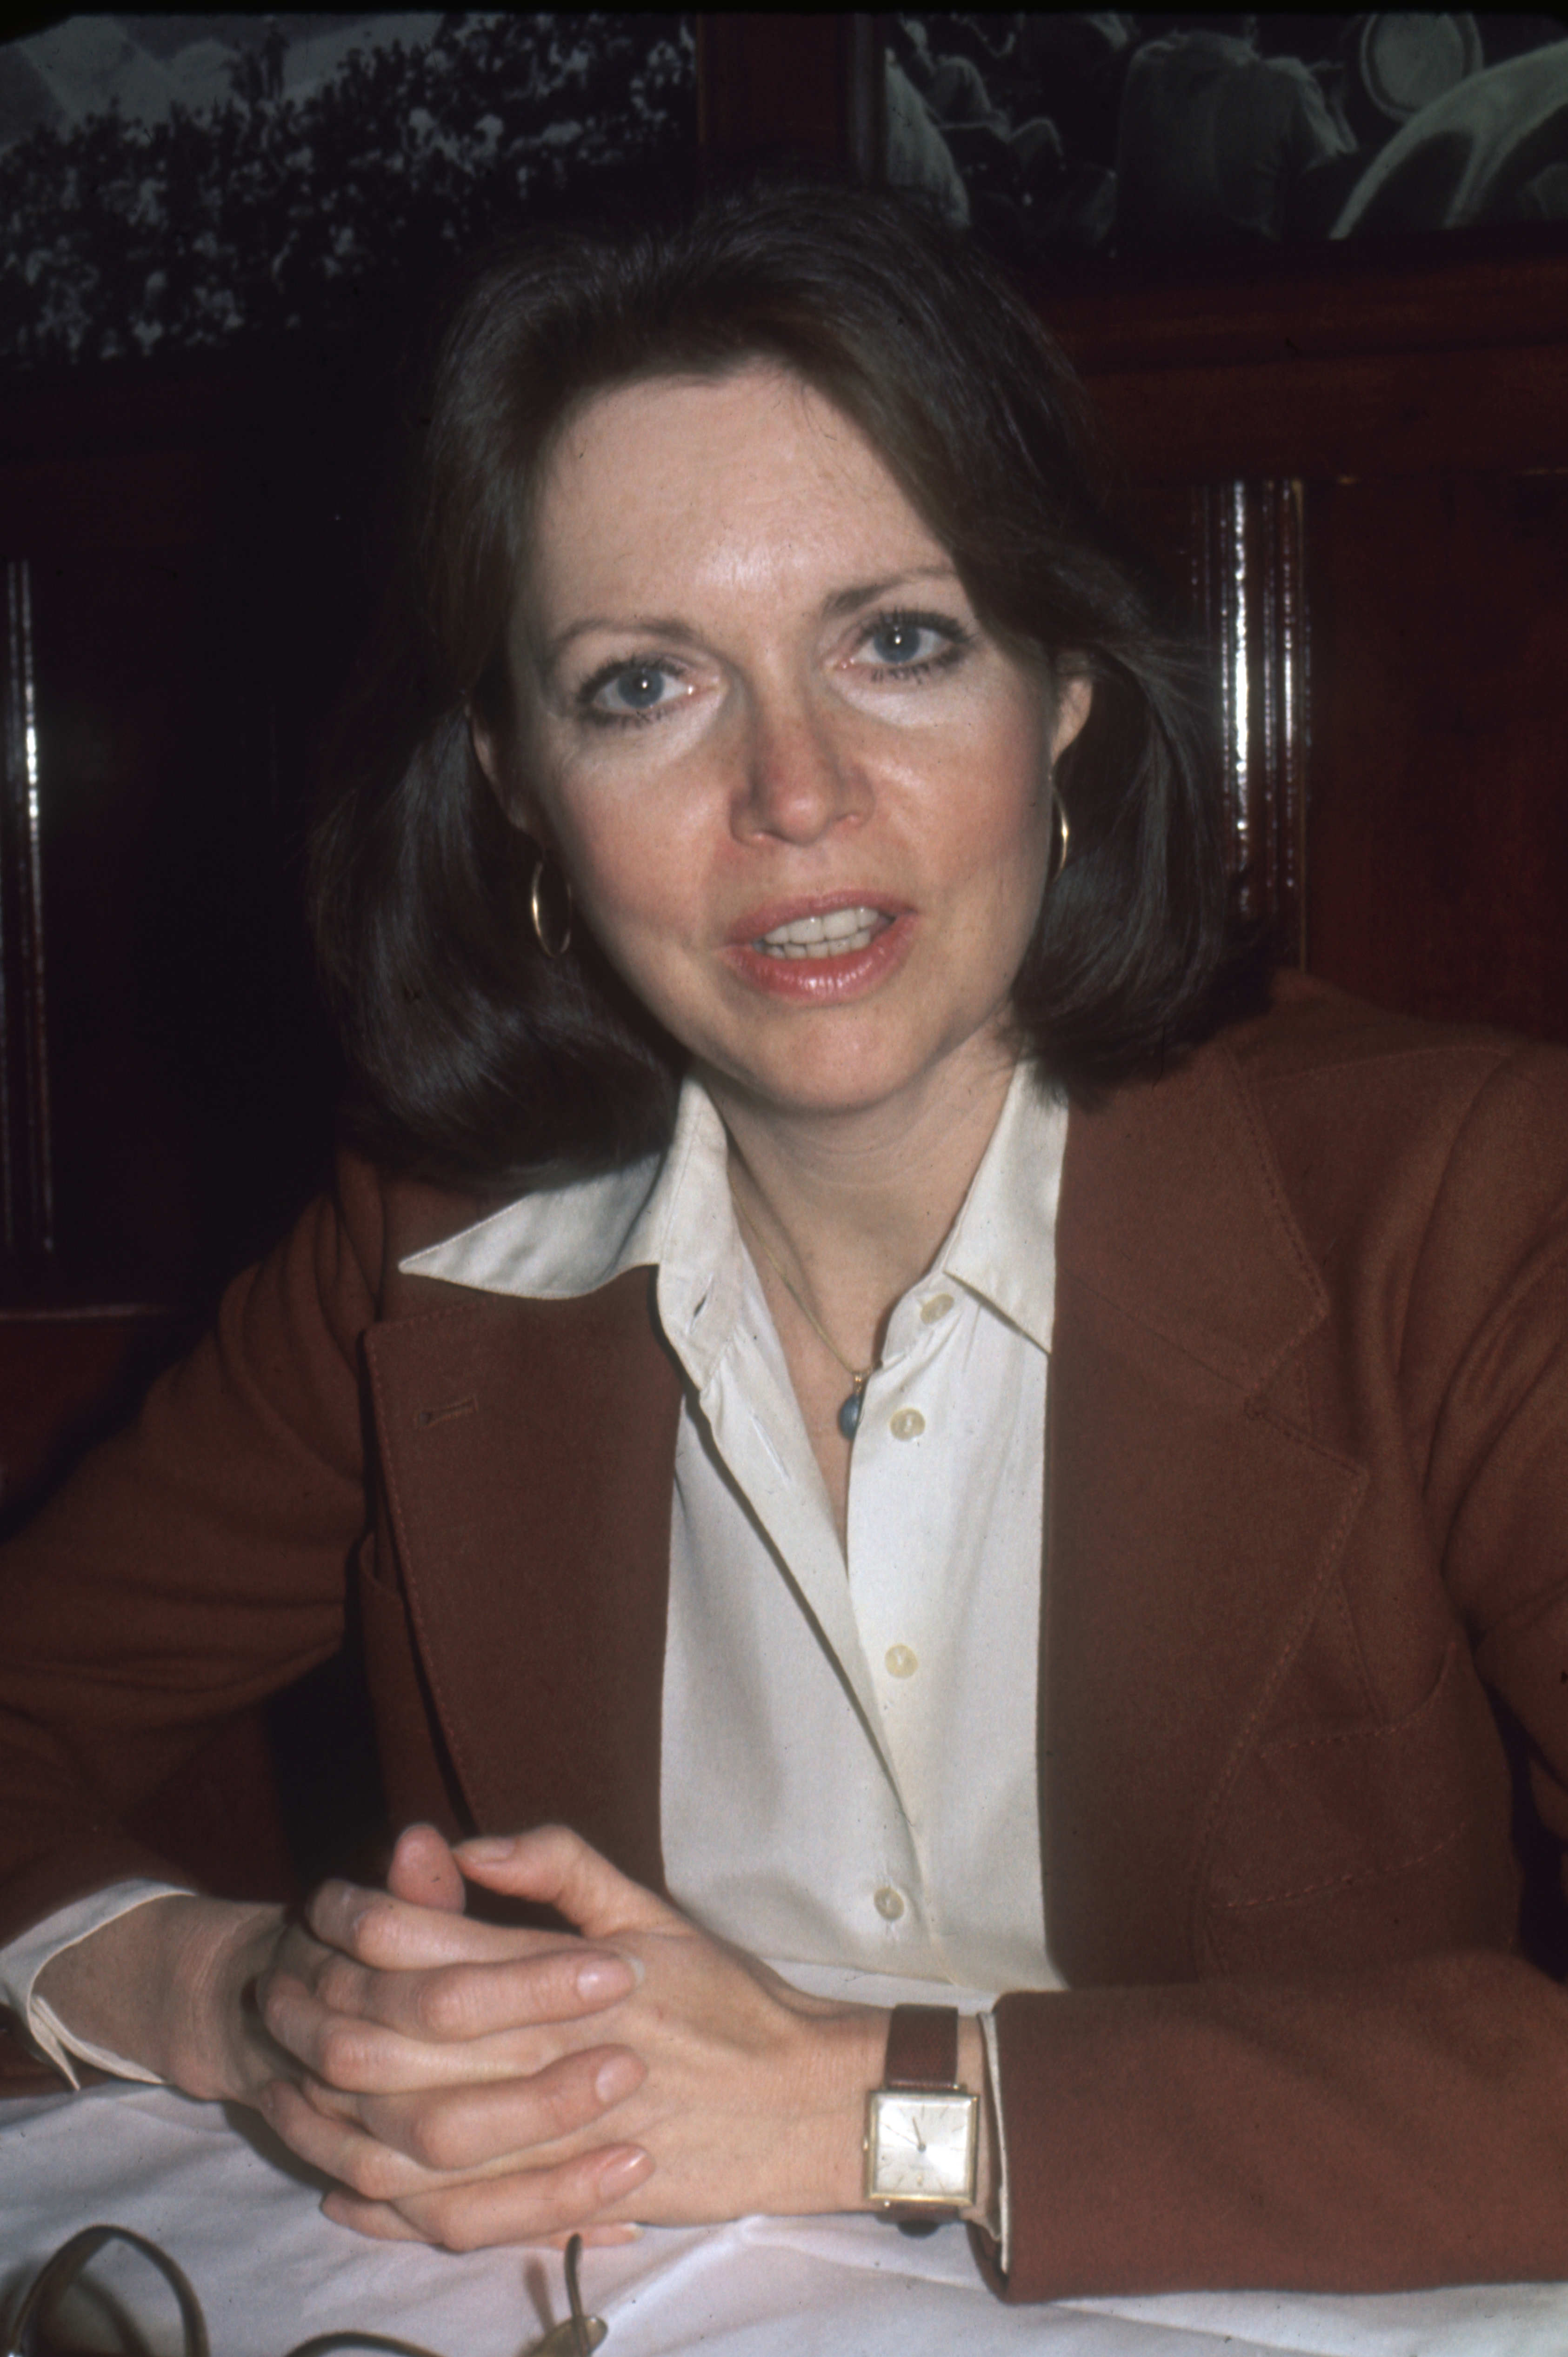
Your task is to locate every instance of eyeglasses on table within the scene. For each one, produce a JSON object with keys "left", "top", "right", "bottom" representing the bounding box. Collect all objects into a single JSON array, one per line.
[{"left": 4, "top": 2224, "right": 607, "bottom": 2357}]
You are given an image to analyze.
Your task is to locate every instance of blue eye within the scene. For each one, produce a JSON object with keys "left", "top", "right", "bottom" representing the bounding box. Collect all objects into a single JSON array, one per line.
[
  {"left": 580, "top": 660, "right": 685, "bottom": 724},
  {"left": 854, "top": 611, "right": 971, "bottom": 677},
  {"left": 602, "top": 665, "right": 669, "bottom": 710},
  {"left": 867, "top": 620, "right": 939, "bottom": 665}
]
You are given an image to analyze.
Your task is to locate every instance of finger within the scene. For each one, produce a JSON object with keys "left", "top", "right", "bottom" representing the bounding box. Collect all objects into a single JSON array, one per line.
[
  {"left": 263, "top": 2081, "right": 652, "bottom": 2230},
  {"left": 260, "top": 1952, "right": 640, "bottom": 2085},
  {"left": 260, "top": 1971, "right": 560, "bottom": 2090},
  {"left": 301, "top": 1940, "right": 639, "bottom": 2047},
  {"left": 386, "top": 1823, "right": 467, "bottom": 1915},
  {"left": 373, "top": 2147, "right": 654, "bottom": 2253},
  {"left": 454, "top": 1826, "right": 683, "bottom": 1942},
  {"left": 321, "top": 2189, "right": 637, "bottom": 2251},
  {"left": 320, "top": 2190, "right": 431, "bottom": 2244},
  {"left": 303, "top": 1880, "right": 571, "bottom": 1969},
  {"left": 299, "top": 2044, "right": 646, "bottom": 2170}
]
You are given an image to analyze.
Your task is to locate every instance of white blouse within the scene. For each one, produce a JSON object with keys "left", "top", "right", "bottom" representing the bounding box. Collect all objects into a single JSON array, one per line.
[{"left": 2, "top": 1060, "right": 1070, "bottom": 2258}]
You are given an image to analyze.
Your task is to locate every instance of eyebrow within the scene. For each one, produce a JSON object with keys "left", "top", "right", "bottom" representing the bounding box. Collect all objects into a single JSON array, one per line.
[
  {"left": 820, "top": 566, "right": 962, "bottom": 621},
  {"left": 541, "top": 567, "right": 963, "bottom": 670}
]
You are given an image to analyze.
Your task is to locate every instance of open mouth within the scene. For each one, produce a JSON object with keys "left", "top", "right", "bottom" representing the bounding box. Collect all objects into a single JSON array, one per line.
[{"left": 752, "top": 906, "right": 894, "bottom": 960}]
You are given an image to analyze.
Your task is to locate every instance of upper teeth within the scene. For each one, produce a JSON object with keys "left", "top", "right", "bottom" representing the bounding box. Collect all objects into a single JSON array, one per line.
[{"left": 758, "top": 906, "right": 885, "bottom": 958}]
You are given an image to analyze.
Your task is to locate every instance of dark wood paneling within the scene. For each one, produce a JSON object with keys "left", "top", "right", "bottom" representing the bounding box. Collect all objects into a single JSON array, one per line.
[
  {"left": 697, "top": 15, "right": 845, "bottom": 155},
  {"left": 0, "top": 354, "right": 371, "bottom": 1308},
  {"left": 1307, "top": 471, "right": 1568, "bottom": 1042},
  {"left": 1083, "top": 342, "right": 1568, "bottom": 484},
  {"left": 1046, "top": 235, "right": 1568, "bottom": 374},
  {"left": 0, "top": 448, "right": 225, "bottom": 557},
  {"left": 1051, "top": 240, "right": 1568, "bottom": 1044},
  {"left": 0, "top": 1309, "right": 183, "bottom": 1528},
  {"left": 1135, "top": 481, "right": 1309, "bottom": 962},
  {"left": 1, "top": 560, "right": 49, "bottom": 1260}
]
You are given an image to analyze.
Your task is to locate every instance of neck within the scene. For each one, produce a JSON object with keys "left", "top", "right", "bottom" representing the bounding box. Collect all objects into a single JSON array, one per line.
[{"left": 707, "top": 1037, "right": 1021, "bottom": 1364}]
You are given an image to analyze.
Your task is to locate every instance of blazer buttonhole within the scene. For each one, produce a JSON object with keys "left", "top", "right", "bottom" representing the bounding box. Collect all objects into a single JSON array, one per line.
[{"left": 414, "top": 1393, "right": 479, "bottom": 1429}]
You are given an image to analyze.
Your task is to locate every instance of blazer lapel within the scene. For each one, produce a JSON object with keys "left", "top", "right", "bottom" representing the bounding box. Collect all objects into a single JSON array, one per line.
[
  {"left": 363, "top": 1268, "right": 683, "bottom": 1892},
  {"left": 1046, "top": 1039, "right": 1367, "bottom": 1986}
]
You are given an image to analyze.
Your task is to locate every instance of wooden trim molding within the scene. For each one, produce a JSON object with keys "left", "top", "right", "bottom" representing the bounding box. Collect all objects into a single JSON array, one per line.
[
  {"left": 1141, "top": 481, "right": 1310, "bottom": 962},
  {"left": 1082, "top": 341, "right": 1568, "bottom": 486},
  {"left": 697, "top": 15, "right": 846, "bottom": 158},
  {"left": 1044, "top": 235, "right": 1568, "bottom": 377},
  {"left": 0, "top": 558, "right": 51, "bottom": 1264}
]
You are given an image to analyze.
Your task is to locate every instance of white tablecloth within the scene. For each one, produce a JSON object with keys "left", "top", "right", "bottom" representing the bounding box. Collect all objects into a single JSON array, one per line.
[{"left": 4, "top": 2083, "right": 1568, "bottom": 2357}]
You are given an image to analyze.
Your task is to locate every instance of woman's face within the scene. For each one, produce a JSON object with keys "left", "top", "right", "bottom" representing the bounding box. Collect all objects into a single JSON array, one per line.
[{"left": 492, "top": 363, "right": 1089, "bottom": 1124}]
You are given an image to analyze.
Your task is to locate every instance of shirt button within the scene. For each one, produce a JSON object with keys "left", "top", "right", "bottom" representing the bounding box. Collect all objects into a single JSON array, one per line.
[
  {"left": 874, "top": 1885, "right": 906, "bottom": 1921},
  {"left": 889, "top": 1408, "right": 925, "bottom": 1441},
  {"left": 885, "top": 1644, "right": 918, "bottom": 1679},
  {"left": 921, "top": 1292, "right": 955, "bottom": 1324}
]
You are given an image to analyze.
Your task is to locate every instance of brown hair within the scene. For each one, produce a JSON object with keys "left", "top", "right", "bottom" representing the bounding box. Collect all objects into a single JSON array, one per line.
[{"left": 308, "top": 164, "right": 1264, "bottom": 1185}]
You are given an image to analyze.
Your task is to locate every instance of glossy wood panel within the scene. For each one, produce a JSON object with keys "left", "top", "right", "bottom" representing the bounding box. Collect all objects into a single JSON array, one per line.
[
  {"left": 1134, "top": 481, "right": 1309, "bottom": 963},
  {"left": 1046, "top": 233, "right": 1568, "bottom": 373},
  {"left": 0, "top": 559, "right": 49, "bottom": 1260},
  {"left": 1307, "top": 471, "right": 1568, "bottom": 1042},
  {"left": 1055, "top": 239, "right": 1568, "bottom": 1045},
  {"left": 0, "top": 1308, "right": 185, "bottom": 1531},
  {"left": 1085, "top": 341, "right": 1568, "bottom": 485},
  {"left": 697, "top": 14, "right": 845, "bottom": 156},
  {"left": 0, "top": 360, "right": 370, "bottom": 1305}
]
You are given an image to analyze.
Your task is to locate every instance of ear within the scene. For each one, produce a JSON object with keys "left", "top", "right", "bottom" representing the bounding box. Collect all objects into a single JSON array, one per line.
[
  {"left": 467, "top": 703, "right": 540, "bottom": 837},
  {"left": 1050, "top": 672, "right": 1093, "bottom": 762}
]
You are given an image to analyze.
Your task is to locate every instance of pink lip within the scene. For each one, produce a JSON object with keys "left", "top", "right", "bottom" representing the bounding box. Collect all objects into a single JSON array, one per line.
[{"left": 720, "top": 894, "right": 916, "bottom": 1005}]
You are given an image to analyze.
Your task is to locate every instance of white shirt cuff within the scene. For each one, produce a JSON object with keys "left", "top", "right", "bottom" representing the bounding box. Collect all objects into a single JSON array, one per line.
[
  {"left": 0, "top": 1881, "right": 192, "bottom": 2086},
  {"left": 978, "top": 2008, "right": 1011, "bottom": 2276}
]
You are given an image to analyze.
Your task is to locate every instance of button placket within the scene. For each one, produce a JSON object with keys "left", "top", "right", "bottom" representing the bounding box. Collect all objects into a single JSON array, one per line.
[{"left": 844, "top": 1286, "right": 955, "bottom": 1828}]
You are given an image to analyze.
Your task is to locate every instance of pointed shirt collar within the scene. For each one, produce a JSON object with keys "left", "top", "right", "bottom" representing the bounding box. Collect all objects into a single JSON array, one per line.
[{"left": 401, "top": 1060, "right": 1066, "bottom": 1363}]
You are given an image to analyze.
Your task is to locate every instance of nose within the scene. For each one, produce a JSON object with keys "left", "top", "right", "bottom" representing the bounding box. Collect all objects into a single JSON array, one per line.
[{"left": 732, "top": 691, "right": 870, "bottom": 848}]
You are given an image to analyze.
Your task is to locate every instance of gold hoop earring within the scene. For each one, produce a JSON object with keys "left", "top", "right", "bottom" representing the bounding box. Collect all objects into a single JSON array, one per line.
[
  {"left": 529, "top": 855, "right": 574, "bottom": 960},
  {"left": 1048, "top": 784, "right": 1071, "bottom": 886}
]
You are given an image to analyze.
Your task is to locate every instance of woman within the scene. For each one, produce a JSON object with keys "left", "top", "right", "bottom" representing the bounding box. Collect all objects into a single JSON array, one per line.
[{"left": 3, "top": 174, "right": 1568, "bottom": 2304}]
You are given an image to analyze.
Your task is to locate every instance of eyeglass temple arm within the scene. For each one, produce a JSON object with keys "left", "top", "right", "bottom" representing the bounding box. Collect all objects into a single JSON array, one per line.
[
  {"left": 6, "top": 2224, "right": 211, "bottom": 2357},
  {"left": 7, "top": 2224, "right": 605, "bottom": 2357}
]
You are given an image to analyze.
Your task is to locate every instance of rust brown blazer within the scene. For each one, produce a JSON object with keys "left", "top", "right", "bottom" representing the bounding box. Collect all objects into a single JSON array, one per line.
[{"left": 4, "top": 972, "right": 1568, "bottom": 2301}]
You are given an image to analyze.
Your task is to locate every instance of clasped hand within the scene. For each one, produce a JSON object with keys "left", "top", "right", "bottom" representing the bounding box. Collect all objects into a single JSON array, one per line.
[{"left": 243, "top": 1824, "right": 884, "bottom": 2250}]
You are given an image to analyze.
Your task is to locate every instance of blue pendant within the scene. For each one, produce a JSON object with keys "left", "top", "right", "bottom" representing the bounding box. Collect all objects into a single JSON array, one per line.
[{"left": 837, "top": 1388, "right": 864, "bottom": 1441}]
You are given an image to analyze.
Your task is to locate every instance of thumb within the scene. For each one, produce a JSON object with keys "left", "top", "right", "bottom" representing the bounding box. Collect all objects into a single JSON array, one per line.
[
  {"left": 454, "top": 1825, "right": 680, "bottom": 1939},
  {"left": 386, "top": 1821, "right": 467, "bottom": 1914}
]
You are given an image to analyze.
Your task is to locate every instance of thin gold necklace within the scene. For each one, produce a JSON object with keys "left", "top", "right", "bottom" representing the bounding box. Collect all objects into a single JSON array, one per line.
[{"left": 732, "top": 1195, "right": 874, "bottom": 1439}]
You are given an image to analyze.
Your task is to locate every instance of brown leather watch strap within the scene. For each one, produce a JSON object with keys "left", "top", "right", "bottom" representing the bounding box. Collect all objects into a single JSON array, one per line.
[{"left": 883, "top": 2003, "right": 960, "bottom": 2092}]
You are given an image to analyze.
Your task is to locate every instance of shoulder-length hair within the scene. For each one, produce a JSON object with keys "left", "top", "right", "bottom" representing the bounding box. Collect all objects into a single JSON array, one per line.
[{"left": 308, "top": 165, "right": 1264, "bottom": 1186}]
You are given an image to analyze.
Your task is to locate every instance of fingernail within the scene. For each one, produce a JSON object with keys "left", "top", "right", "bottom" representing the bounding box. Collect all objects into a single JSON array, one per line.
[
  {"left": 597, "top": 2146, "right": 651, "bottom": 2198},
  {"left": 595, "top": 2051, "right": 642, "bottom": 2104},
  {"left": 458, "top": 1836, "right": 514, "bottom": 1862},
  {"left": 576, "top": 1954, "right": 637, "bottom": 2003}
]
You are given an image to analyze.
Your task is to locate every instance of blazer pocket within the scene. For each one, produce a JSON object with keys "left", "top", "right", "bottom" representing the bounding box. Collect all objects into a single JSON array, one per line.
[{"left": 1202, "top": 1640, "right": 1519, "bottom": 1974}]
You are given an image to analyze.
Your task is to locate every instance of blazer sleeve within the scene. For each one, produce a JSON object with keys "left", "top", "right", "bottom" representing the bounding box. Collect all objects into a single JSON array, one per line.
[
  {"left": 983, "top": 1039, "right": 1568, "bottom": 2302},
  {"left": 0, "top": 1151, "right": 387, "bottom": 1950}
]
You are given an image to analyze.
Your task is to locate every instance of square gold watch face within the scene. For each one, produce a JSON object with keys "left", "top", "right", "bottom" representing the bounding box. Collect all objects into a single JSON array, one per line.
[{"left": 864, "top": 2090, "right": 978, "bottom": 2203}]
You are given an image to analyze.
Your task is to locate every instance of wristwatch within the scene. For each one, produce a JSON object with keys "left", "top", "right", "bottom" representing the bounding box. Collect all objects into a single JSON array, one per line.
[{"left": 863, "top": 2003, "right": 978, "bottom": 2230}]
